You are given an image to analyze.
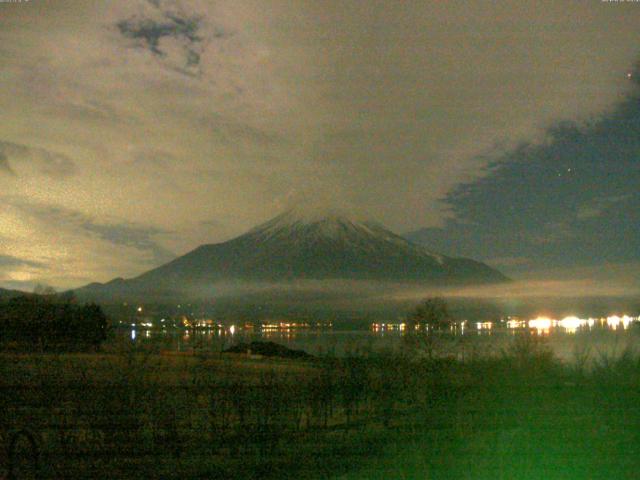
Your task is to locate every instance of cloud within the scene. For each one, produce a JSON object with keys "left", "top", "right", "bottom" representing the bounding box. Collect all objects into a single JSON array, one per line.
[
  {"left": 577, "top": 194, "right": 632, "bottom": 220},
  {"left": 528, "top": 222, "right": 576, "bottom": 246},
  {"left": 383, "top": 274, "right": 640, "bottom": 303},
  {"left": 81, "top": 223, "right": 174, "bottom": 265},
  {"left": 408, "top": 95, "right": 640, "bottom": 280},
  {"left": 115, "top": 0, "right": 233, "bottom": 76},
  {"left": 0, "top": 197, "right": 177, "bottom": 288},
  {"left": 0, "top": 152, "right": 15, "bottom": 175},
  {"left": 117, "top": 14, "right": 202, "bottom": 56},
  {"left": 485, "top": 257, "right": 532, "bottom": 267},
  {"left": 0, "top": 255, "right": 44, "bottom": 269},
  {"left": 7, "top": 199, "right": 175, "bottom": 265},
  {"left": 117, "top": 13, "right": 202, "bottom": 73},
  {"left": 0, "top": 0, "right": 640, "bottom": 288},
  {"left": 0, "top": 141, "right": 76, "bottom": 178}
]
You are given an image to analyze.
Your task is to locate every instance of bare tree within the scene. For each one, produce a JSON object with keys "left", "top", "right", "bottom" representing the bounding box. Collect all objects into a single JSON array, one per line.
[
  {"left": 404, "top": 297, "right": 454, "bottom": 358},
  {"left": 407, "top": 297, "right": 453, "bottom": 333}
]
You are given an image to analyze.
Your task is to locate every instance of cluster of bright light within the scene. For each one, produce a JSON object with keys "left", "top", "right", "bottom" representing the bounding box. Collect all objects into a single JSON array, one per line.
[
  {"left": 526, "top": 314, "right": 638, "bottom": 333},
  {"left": 192, "top": 319, "right": 226, "bottom": 329},
  {"left": 556, "top": 316, "right": 595, "bottom": 333},
  {"left": 506, "top": 319, "right": 526, "bottom": 329},
  {"left": 367, "top": 314, "right": 639, "bottom": 335},
  {"left": 528, "top": 317, "right": 553, "bottom": 332},
  {"left": 371, "top": 323, "right": 407, "bottom": 331},
  {"left": 606, "top": 315, "right": 634, "bottom": 329},
  {"left": 557, "top": 316, "right": 582, "bottom": 330},
  {"left": 262, "top": 322, "right": 312, "bottom": 330}
]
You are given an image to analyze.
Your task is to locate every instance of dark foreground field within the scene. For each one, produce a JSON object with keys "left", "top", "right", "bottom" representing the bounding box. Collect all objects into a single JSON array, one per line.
[{"left": 1, "top": 335, "right": 640, "bottom": 479}]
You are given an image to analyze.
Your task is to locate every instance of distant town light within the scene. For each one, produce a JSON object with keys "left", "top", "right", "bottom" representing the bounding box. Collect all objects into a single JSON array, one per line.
[
  {"left": 506, "top": 319, "right": 525, "bottom": 329},
  {"left": 606, "top": 315, "right": 632, "bottom": 329},
  {"left": 529, "top": 317, "right": 552, "bottom": 333},
  {"left": 557, "top": 316, "right": 584, "bottom": 333}
]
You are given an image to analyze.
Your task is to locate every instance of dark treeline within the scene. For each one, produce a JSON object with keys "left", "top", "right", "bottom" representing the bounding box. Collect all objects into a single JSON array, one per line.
[{"left": 0, "top": 293, "right": 108, "bottom": 351}]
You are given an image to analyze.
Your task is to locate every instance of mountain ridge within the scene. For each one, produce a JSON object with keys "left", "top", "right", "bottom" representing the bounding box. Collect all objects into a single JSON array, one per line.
[{"left": 74, "top": 209, "right": 508, "bottom": 302}]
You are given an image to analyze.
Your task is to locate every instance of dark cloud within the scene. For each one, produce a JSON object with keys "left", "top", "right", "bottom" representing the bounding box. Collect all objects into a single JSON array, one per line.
[
  {"left": 0, "top": 141, "right": 76, "bottom": 178},
  {"left": 7, "top": 200, "right": 174, "bottom": 265},
  {"left": 201, "top": 119, "right": 286, "bottom": 149},
  {"left": 117, "top": 15, "right": 201, "bottom": 56},
  {"left": 407, "top": 87, "right": 640, "bottom": 277},
  {"left": 0, "top": 255, "right": 44, "bottom": 270},
  {"left": 115, "top": 2, "right": 225, "bottom": 75},
  {"left": 576, "top": 194, "right": 632, "bottom": 220},
  {"left": 0, "top": 152, "right": 15, "bottom": 175},
  {"left": 81, "top": 222, "right": 175, "bottom": 265}
]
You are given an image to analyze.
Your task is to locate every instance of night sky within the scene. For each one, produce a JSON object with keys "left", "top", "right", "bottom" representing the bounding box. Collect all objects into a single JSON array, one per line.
[
  {"left": 408, "top": 89, "right": 640, "bottom": 289},
  {"left": 0, "top": 0, "right": 639, "bottom": 293}
]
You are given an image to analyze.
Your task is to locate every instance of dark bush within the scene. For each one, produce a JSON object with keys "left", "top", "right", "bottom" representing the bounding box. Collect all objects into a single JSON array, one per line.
[{"left": 0, "top": 294, "right": 108, "bottom": 351}]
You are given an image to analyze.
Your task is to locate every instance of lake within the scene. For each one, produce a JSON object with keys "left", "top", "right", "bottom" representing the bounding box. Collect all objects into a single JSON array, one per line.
[{"left": 118, "top": 313, "right": 640, "bottom": 362}]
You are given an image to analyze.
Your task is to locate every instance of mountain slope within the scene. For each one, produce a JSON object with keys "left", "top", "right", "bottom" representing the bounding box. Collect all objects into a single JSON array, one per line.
[
  {"left": 0, "top": 287, "right": 23, "bottom": 300},
  {"left": 75, "top": 209, "right": 508, "bottom": 301}
]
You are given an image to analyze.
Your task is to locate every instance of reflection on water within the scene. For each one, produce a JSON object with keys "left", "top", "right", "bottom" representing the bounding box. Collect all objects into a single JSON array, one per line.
[
  {"left": 118, "top": 324, "right": 374, "bottom": 357},
  {"left": 117, "top": 312, "right": 639, "bottom": 359},
  {"left": 523, "top": 315, "right": 636, "bottom": 334},
  {"left": 373, "top": 314, "right": 639, "bottom": 336},
  {"left": 476, "top": 321, "right": 492, "bottom": 332}
]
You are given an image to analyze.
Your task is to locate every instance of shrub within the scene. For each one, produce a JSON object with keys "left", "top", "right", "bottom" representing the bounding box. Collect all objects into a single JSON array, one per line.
[{"left": 0, "top": 294, "right": 108, "bottom": 351}]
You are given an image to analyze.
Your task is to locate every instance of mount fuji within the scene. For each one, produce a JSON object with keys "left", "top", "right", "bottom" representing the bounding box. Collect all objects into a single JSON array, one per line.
[{"left": 74, "top": 209, "right": 508, "bottom": 302}]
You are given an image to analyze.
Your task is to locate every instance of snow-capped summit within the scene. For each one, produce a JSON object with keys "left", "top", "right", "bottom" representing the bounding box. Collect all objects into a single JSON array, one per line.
[
  {"left": 75, "top": 208, "right": 508, "bottom": 301},
  {"left": 244, "top": 207, "right": 444, "bottom": 262},
  {"left": 250, "top": 207, "right": 396, "bottom": 241},
  {"left": 257, "top": 205, "right": 364, "bottom": 226}
]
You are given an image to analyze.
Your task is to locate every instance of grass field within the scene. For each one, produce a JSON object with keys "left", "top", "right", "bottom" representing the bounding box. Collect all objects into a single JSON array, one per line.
[{"left": 1, "top": 334, "right": 640, "bottom": 479}]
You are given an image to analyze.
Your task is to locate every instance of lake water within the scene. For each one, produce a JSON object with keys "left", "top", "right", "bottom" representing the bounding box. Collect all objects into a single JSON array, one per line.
[{"left": 118, "top": 314, "right": 640, "bottom": 362}]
